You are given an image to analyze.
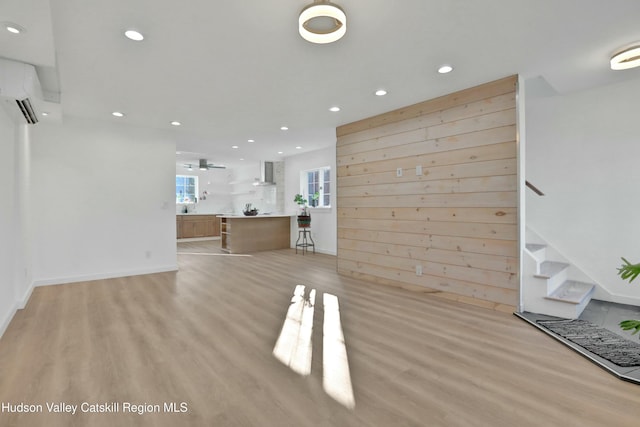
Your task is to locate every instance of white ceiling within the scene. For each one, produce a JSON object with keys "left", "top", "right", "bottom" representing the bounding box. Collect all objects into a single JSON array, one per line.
[{"left": 2, "top": 0, "right": 640, "bottom": 168}]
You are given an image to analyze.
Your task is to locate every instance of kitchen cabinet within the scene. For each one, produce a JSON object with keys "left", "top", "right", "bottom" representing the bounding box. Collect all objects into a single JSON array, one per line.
[{"left": 177, "top": 215, "right": 220, "bottom": 239}]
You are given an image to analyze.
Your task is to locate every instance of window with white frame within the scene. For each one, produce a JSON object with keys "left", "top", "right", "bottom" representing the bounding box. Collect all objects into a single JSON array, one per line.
[
  {"left": 176, "top": 175, "right": 198, "bottom": 204},
  {"left": 300, "top": 167, "right": 331, "bottom": 208}
]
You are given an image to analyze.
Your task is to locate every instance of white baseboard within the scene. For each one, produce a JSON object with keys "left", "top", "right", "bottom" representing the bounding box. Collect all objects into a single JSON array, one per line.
[
  {"left": 0, "top": 265, "right": 178, "bottom": 341},
  {"left": 0, "top": 304, "right": 18, "bottom": 340},
  {"left": 0, "top": 283, "right": 34, "bottom": 339},
  {"left": 17, "top": 282, "right": 34, "bottom": 310},
  {"left": 32, "top": 264, "right": 179, "bottom": 288},
  {"left": 600, "top": 292, "right": 640, "bottom": 307}
]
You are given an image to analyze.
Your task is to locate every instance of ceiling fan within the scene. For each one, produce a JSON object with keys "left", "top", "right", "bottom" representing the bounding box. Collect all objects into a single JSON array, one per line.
[{"left": 183, "top": 159, "right": 226, "bottom": 170}]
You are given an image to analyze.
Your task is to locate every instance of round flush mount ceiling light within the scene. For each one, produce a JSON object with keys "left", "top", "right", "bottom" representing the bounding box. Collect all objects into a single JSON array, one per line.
[
  {"left": 124, "top": 29, "right": 144, "bottom": 41},
  {"left": 438, "top": 64, "right": 454, "bottom": 74},
  {"left": 170, "top": 121, "right": 181, "bottom": 126},
  {"left": 329, "top": 106, "right": 341, "bottom": 112},
  {"left": 112, "top": 111, "right": 125, "bottom": 117},
  {"left": 610, "top": 45, "right": 640, "bottom": 70},
  {"left": 299, "top": 1, "right": 346, "bottom": 44},
  {"left": 375, "top": 89, "right": 387, "bottom": 96}
]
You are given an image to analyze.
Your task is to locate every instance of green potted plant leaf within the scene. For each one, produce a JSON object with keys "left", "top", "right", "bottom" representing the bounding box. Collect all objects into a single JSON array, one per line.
[
  {"left": 294, "top": 193, "right": 311, "bottom": 227},
  {"left": 616, "top": 257, "right": 640, "bottom": 338},
  {"left": 310, "top": 191, "right": 320, "bottom": 207}
]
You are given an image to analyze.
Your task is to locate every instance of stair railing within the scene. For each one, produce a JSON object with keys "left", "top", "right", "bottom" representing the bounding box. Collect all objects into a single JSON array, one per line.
[{"left": 526, "top": 180, "right": 544, "bottom": 196}]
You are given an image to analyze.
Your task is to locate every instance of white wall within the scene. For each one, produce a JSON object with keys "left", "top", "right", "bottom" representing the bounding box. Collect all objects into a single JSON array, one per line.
[
  {"left": 285, "top": 145, "right": 337, "bottom": 255},
  {"left": 174, "top": 161, "right": 286, "bottom": 216},
  {"left": 30, "top": 117, "right": 178, "bottom": 286},
  {"left": 175, "top": 166, "right": 233, "bottom": 214},
  {"left": 13, "top": 124, "right": 34, "bottom": 308},
  {"left": 526, "top": 77, "right": 640, "bottom": 304},
  {"left": 0, "top": 107, "right": 17, "bottom": 336},
  {"left": 228, "top": 162, "right": 282, "bottom": 215}
]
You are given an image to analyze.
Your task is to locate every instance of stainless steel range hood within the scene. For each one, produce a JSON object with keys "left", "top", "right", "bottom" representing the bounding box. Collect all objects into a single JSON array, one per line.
[{"left": 254, "top": 161, "right": 275, "bottom": 186}]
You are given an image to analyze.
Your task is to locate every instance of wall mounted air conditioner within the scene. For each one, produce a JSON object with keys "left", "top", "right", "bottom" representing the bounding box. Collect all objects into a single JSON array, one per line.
[{"left": 0, "top": 58, "right": 43, "bottom": 124}]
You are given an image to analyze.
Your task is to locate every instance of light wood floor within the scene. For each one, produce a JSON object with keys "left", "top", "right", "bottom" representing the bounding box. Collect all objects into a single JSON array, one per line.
[{"left": 1, "top": 241, "right": 640, "bottom": 426}]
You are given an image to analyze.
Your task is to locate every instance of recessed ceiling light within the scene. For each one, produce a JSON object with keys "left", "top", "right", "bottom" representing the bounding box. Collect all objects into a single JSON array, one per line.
[
  {"left": 280, "top": 126, "right": 289, "bottom": 131},
  {"left": 231, "top": 145, "right": 239, "bottom": 149},
  {"left": 3, "top": 22, "right": 26, "bottom": 34},
  {"left": 124, "top": 30, "right": 144, "bottom": 41},
  {"left": 278, "top": 151, "right": 284, "bottom": 154},
  {"left": 170, "top": 121, "right": 181, "bottom": 126},
  {"left": 375, "top": 89, "right": 387, "bottom": 96},
  {"left": 41, "top": 112, "right": 49, "bottom": 116},
  {"left": 329, "top": 106, "right": 341, "bottom": 112},
  {"left": 438, "top": 64, "right": 454, "bottom": 74},
  {"left": 176, "top": 151, "right": 182, "bottom": 155},
  {"left": 248, "top": 139, "right": 255, "bottom": 143},
  {"left": 611, "top": 45, "right": 640, "bottom": 70},
  {"left": 240, "top": 158, "right": 245, "bottom": 161},
  {"left": 112, "top": 111, "right": 125, "bottom": 117},
  {"left": 296, "top": 146, "right": 302, "bottom": 149}
]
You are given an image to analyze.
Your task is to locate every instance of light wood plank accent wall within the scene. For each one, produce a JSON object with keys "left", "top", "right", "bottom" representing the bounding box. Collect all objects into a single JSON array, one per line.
[{"left": 336, "top": 76, "right": 518, "bottom": 311}]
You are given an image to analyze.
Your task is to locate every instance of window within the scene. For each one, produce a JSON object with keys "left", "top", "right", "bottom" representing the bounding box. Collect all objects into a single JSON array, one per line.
[
  {"left": 300, "top": 167, "right": 331, "bottom": 208},
  {"left": 176, "top": 175, "right": 198, "bottom": 204}
]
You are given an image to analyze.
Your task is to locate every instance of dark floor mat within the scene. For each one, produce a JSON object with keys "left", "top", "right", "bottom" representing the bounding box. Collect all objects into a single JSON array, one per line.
[{"left": 537, "top": 319, "right": 640, "bottom": 367}]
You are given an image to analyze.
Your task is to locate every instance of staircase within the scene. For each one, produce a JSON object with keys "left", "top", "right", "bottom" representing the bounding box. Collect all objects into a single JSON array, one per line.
[{"left": 522, "top": 231, "right": 596, "bottom": 319}]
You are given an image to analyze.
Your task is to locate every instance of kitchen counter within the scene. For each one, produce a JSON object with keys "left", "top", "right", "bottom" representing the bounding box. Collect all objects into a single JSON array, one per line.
[
  {"left": 217, "top": 214, "right": 293, "bottom": 219},
  {"left": 220, "top": 215, "right": 292, "bottom": 253},
  {"left": 177, "top": 212, "right": 218, "bottom": 215}
]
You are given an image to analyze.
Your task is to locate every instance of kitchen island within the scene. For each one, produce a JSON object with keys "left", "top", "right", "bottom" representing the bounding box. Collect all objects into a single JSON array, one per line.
[{"left": 219, "top": 215, "right": 292, "bottom": 254}]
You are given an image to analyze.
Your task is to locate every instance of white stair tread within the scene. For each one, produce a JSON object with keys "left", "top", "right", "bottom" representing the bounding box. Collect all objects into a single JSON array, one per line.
[
  {"left": 526, "top": 243, "right": 546, "bottom": 252},
  {"left": 544, "top": 280, "right": 595, "bottom": 304},
  {"left": 535, "top": 261, "right": 570, "bottom": 279}
]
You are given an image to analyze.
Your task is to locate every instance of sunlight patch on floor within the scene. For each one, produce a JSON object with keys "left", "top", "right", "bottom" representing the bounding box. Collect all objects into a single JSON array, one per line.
[
  {"left": 322, "top": 293, "right": 356, "bottom": 409},
  {"left": 273, "top": 286, "right": 355, "bottom": 409},
  {"left": 272, "top": 285, "right": 316, "bottom": 376}
]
